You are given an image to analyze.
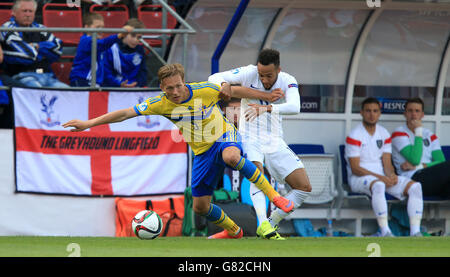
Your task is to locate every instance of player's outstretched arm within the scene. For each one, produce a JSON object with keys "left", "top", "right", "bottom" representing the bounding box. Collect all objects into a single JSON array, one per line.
[
  {"left": 230, "top": 85, "right": 283, "bottom": 102},
  {"left": 62, "top": 107, "right": 138, "bottom": 132}
]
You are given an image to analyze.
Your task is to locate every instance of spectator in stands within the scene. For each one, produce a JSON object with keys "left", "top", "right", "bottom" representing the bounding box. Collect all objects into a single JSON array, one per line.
[
  {"left": 345, "top": 97, "right": 424, "bottom": 237},
  {"left": 69, "top": 13, "right": 133, "bottom": 87},
  {"left": 102, "top": 18, "right": 148, "bottom": 88},
  {"left": 0, "top": 0, "right": 69, "bottom": 88},
  {"left": 0, "top": 44, "right": 23, "bottom": 87},
  {"left": 391, "top": 97, "right": 450, "bottom": 198}
]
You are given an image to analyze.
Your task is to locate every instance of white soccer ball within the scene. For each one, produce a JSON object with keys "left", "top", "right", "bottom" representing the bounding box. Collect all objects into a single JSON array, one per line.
[{"left": 131, "top": 210, "right": 163, "bottom": 240}]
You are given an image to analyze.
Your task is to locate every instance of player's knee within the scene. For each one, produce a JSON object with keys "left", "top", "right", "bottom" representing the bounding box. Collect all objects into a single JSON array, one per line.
[
  {"left": 371, "top": 181, "right": 385, "bottom": 195},
  {"left": 286, "top": 169, "right": 312, "bottom": 192},
  {"left": 303, "top": 181, "right": 312, "bottom": 193},
  {"left": 222, "top": 150, "right": 241, "bottom": 168},
  {"left": 290, "top": 180, "right": 312, "bottom": 192},
  {"left": 193, "top": 202, "right": 209, "bottom": 216},
  {"left": 405, "top": 182, "right": 422, "bottom": 197}
]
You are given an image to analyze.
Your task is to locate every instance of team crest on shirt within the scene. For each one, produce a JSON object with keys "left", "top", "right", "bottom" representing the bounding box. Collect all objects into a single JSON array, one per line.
[
  {"left": 39, "top": 94, "right": 60, "bottom": 127},
  {"left": 376, "top": 139, "right": 383, "bottom": 149},
  {"left": 136, "top": 96, "right": 160, "bottom": 129},
  {"left": 132, "top": 54, "right": 142, "bottom": 66},
  {"left": 137, "top": 101, "right": 148, "bottom": 112},
  {"left": 423, "top": 138, "right": 430, "bottom": 147}
]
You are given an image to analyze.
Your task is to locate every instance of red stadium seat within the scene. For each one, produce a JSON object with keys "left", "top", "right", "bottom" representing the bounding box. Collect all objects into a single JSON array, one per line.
[
  {"left": 90, "top": 4, "right": 129, "bottom": 28},
  {"left": 137, "top": 4, "right": 177, "bottom": 47},
  {"left": 0, "top": 3, "right": 13, "bottom": 25},
  {"left": 51, "top": 61, "right": 73, "bottom": 85},
  {"left": 42, "top": 3, "right": 82, "bottom": 46}
]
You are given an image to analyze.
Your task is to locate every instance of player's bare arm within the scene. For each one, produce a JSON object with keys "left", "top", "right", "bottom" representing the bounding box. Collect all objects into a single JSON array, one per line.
[
  {"left": 62, "top": 107, "right": 138, "bottom": 132},
  {"left": 381, "top": 153, "right": 398, "bottom": 187}
]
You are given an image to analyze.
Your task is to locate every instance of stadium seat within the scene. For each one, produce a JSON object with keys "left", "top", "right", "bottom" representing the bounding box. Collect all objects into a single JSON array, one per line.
[
  {"left": 289, "top": 144, "right": 325, "bottom": 155},
  {"left": 137, "top": 4, "right": 177, "bottom": 47},
  {"left": 51, "top": 61, "right": 72, "bottom": 85},
  {"left": 42, "top": 3, "right": 83, "bottom": 46},
  {"left": 90, "top": 4, "right": 129, "bottom": 28},
  {"left": 0, "top": 3, "right": 13, "bottom": 25},
  {"left": 288, "top": 144, "right": 337, "bottom": 206},
  {"left": 442, "top": 145, "right": 450, "bottom": 161}
]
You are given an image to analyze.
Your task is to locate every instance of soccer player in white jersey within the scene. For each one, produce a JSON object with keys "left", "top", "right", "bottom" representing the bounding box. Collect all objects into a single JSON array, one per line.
[
  {"left": 345, "top": 97, "right": 423, "bottom": 237},
  {"left": 209, "top": 49, "right": 312, "bottom": 240},
  {"left": 391, "top": 98, "right": 450, "bottom": 199}
]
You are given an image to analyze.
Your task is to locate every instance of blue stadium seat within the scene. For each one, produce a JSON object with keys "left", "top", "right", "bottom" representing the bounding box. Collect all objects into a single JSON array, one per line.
[
  {"left": 289, "top": 144, "right": 325, "bottom": 154},
  {"left": 442, "top": 145, "right": 450, "bottom": 161}
]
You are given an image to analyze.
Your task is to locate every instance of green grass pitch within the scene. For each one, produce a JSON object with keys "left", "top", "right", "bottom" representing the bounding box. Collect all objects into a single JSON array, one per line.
[{"left": 0, "top": 236, "right": 449, "bottom": 257}]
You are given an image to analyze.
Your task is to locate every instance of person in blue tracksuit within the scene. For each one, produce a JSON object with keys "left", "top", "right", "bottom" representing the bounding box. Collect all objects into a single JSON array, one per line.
[
  {"left": 69, "top": 13, "right": 133, "bottom": 87},
  {"left": 0, "top": 0, "right": 68, "bottom": 88},
  {"left": 102, "top": 18, "right": 148, "bottom": 88}
]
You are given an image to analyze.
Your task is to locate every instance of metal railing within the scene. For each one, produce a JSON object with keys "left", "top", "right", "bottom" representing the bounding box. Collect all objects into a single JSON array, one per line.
[{"left": 0, "top": 0, "right": 196, "bottom": 89}]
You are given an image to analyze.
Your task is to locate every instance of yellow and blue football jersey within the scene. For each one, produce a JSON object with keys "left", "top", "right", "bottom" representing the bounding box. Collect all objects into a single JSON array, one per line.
[{"left": 134, "top": 81, "right": 237, "bottom": 155}]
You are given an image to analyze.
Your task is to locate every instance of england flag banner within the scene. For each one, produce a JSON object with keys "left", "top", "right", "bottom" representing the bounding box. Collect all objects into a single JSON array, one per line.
[{"left": 13, "top": 88, "right": 188, "bottom": 196}]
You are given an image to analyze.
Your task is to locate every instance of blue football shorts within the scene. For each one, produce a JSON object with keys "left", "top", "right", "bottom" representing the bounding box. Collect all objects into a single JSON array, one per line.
[{"left": 191, "top": 131, "right": 244, "bottom": 197}]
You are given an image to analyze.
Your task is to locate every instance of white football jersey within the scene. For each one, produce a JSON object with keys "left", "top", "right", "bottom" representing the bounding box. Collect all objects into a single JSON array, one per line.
[
  {"left": 208, "top": 64, "right": 300, "bottom": 142},
  {"left": 391, "top": 124, "right": 441, "bottom": 178},
  {"left": 345, "top": 123, "right": 392, "bottom": 179}
]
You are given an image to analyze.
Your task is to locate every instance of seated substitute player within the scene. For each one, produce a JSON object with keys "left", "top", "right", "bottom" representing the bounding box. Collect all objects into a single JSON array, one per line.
[
  {"left": 209, "top": 48, "right": 312, "bottom": 240},
  {"left": 391, "top": 97, "right": 450, "bottom": 198},
  {"left": 345, "top": 97, "right": 423, "bottom": 237},
  {"left": 63, "top": 63, "right": 294, "bottom": 239}
]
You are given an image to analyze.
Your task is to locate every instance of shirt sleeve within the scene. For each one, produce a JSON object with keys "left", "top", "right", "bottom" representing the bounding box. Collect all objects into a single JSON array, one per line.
[
  {"left": 36, "top": 25, "right": 63, "bottom": 63},
  {"left": 102, "top": 49, "right": 122, "bottom": 87},
  {"left": 392, "top": 130, "right": 423, "bottom": 165},
  {"left": 208, "top": 65, "right": 251, "bottom": 86},
  {"left": 345, "top": 135, "right": 362, "bottom": 158},
  {"left": 271, "top": 80, "right": 300, "bottom": 115},
  {"left": 428, "top": 134, "right": 446, "bottom": 166},
  {"left": 136, "top": 48, "right": 148, "bottom": 87},
  {"left": 134, "top": 96, "right": 161, "bottom": 116},
  {"left": 2, "top": 27, "right": 38, "bottom": 65},
  {"left": 97, "top": 34, "right": 120, "bottom": 52},
  {"left": 382, "top": 129, "right": 392, "bottom": 154}
]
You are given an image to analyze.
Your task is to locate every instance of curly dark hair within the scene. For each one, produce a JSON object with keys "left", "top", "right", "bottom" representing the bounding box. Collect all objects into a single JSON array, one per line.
[{"left": 257, "top": 48, "right": 280, "bottom": 67}]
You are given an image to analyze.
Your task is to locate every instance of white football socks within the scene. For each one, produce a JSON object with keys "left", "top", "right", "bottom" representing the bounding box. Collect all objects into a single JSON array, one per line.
[
  {"left": 407, "top": 182, "right": 423, "bottom": 236},
  {"left": 268, "top": 188, "right": 310, "bottom": 227},
  {"left": 249, "top": 182, "right": 269, "bottom": 225},
  {"left": 371, "top": 181, "right": 391, "bottom": 235}
]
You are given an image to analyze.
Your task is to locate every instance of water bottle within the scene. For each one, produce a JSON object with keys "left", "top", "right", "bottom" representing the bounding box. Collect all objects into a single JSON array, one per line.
[{"left": 326, "top": 219, "right": 333, "bottom": 237}]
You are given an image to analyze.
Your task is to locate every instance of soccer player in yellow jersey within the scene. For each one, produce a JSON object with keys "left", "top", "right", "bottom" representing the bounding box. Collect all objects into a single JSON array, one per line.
[{"left": 63, "top": 63, "right": 293, "bottom": 239}]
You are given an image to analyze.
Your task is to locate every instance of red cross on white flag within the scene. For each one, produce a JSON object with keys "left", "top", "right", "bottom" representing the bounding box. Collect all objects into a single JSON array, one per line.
[{"left": 13, "top": 88, "right": 188, "bottom": 196}]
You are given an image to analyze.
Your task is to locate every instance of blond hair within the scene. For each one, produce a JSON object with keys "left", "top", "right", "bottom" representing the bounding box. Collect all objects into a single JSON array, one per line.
[{"left": 157, "top": 63, "right": 185, "bottom": 83}]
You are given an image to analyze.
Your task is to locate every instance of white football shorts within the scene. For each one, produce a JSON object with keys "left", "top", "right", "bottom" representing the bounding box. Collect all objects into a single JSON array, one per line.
[
  {"left": 349, "top": 174, "right": 415, "bottom": 201},
  {"left": 243, "top": 138, "right": 304, "bottom": 184}
]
